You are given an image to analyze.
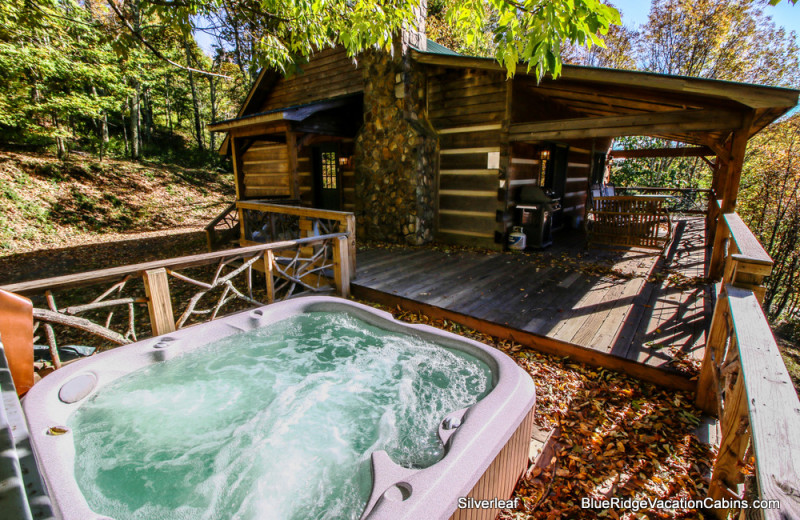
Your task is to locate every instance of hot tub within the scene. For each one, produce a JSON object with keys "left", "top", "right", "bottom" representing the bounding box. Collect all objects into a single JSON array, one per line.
[{"left": 22, "top": 296, "right": 535, "bottom": 520}]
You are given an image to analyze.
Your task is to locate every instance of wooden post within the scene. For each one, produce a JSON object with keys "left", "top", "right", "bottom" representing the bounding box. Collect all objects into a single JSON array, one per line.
[
  {"left": 708, "top": 375, "right": 750, "bottom": 518},
  {"left": 345, "top": 213, "right": 357, "bottom": 274},
  {"left": 706, "top": 151, "right": 726, "bottom": 246},
  {"left": 709, "top": 221, "right": 730, "bottom": 280},
  {"left": 332, "top": 235, "right": 350, "bottom": 298},
  {"left": 695, "top": 294, "right": 730, "bottom": 415},
  {"left": 143, "top": 268, "right": 176, "bottom": 336},
  {"left": 231, "top": 136, "right": 247, "bottom": 243},
  {"left": 264, "top": 250, "right": 275, "bottom": 303},
  {"left": 709, "top": 114, "right": 754, "bottom": 279}
]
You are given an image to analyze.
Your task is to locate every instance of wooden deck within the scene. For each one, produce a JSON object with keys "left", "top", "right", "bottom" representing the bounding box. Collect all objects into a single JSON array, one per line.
[{"left": 352, "top": 217, "right": 711, "bottom": 378}]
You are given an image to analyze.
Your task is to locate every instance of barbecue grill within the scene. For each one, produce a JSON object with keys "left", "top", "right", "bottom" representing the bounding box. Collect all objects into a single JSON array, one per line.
[{"left": 516, "top": 186, "right": 561, "bottom": 249}]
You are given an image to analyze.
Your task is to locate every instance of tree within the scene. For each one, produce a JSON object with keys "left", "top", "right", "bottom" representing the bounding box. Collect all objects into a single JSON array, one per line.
[
  {"left": 639, "top": 0, "right": 800, "bottom": 86},
  {"left": 739, "top": 114, "right": 800, "bottom": 320},
  {"left": 562, "top": 23, "right": 638, "bottom": 69},
  {"left": 111, "top": 0, "right": 621, "bottom": 79}
]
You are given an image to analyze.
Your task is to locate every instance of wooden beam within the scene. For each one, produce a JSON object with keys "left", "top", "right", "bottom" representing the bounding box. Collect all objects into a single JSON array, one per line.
[
  {"left": 720, "top": 113, "right": 755, "bottom": 212},
  {"left": 350, "top": 284, "right": 696, "bottom": 392},
  {"left": 609, "top": 146, "right": 713, "bottom": 159},
  {"left": 411, "top": 50, "right": 800, "bottom": 110},
  {"left": 228, "top": 123, "right": 288, "bottom": 139},
  {"left": 208, "top": 111, "right": 285, "bottom": 132},
  {"left": 709, "top": 112, "right": 755, "bottom": 279},
  {"left": 509, "top": 109, "right": 744, "bottom": 142}
]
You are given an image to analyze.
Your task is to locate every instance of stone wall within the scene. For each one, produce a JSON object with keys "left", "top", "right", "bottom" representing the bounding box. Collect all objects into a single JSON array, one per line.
[{"left": 354, "top": 47, "right": 438, "bottom": 245}]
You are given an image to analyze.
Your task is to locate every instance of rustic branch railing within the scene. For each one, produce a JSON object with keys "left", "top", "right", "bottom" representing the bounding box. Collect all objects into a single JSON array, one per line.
[
  {"left": 0, "top": 234, "right": 352, "bottom": 366},
  {"left": 695, "top": 214, "right": 800, "bottom": 519},
  {"left": 237, "top": 201, "right": 356, "bottom": 273},
  {"left": 204, "top": 201, "right": 239, "bottom": 251},
  {"left": 204, "top": 198, "right": 301, "bottom": 251},
  {"left": 615, "top": 186, "right": 711, "bottom": 214}
]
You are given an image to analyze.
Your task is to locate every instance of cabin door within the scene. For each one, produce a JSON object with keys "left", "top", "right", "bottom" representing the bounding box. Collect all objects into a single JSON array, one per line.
[{"left": 312, "top": 144, "right": 342, "bottom": 211}]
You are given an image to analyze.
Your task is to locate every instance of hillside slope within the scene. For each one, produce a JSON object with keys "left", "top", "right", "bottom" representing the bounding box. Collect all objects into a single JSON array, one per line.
[{"left": 0, "top": 150, "right": 235, "bottom": 255}]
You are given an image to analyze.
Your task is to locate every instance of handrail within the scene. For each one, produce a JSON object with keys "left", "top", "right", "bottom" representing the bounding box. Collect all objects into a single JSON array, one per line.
[
  {"left": 696, "top": 285, "right": 800, "bottom": 519},
  {"left": 236, "top": 201, "right": 352, "bottom": 219},
  {"left": 614, "top": 186, "right": 710, "bottom": 215},
  {"left": 237, "top": 202, "right": 357, "bottom": 273},
  {"left": 1, "top": 233, "right": 347, "bottom": 296},
  {"left": 615, "top": 186, "right": 711, "bottom": 194},
  {"left": 204, "top": 201, "right": 238, "bottom": 233},
  {"left": 708, "top": 211, "right": 774, "bottom": 294},
  {"left": 696, "top": 209, "right": 797, "bottom": 518},
  {"left": 723, "top": 213, "right": 773, "bottom": 266},
  {"left": 0, "top": 233, "right": 353, "bottom": 362}
]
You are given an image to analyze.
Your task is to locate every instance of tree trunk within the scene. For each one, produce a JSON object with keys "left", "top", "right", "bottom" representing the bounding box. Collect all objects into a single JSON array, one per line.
[
  {"left": 130, "top": 86, "right": 140, "bottom": 159},
  {"left": 123, "top": 109, "right": 129, "bottom": 157},
  {"left": 208, "top": 73, "right": 217, "bottom": 151},
  {"left": 165, "top": 74, "right": 173, "bottom": 133},
  {"left": 53, "top": 114, "right": 67, "bottom": 160},
  {"left": 185, "top": 42, "right": 205, "bottom": 151}
]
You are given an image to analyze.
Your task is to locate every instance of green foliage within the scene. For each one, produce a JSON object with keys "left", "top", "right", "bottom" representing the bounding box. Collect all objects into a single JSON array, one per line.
[
  {"left": 443, "top": 0, "right": 620, "bottom": 78},
  {"left": 738, "top": 114, "right": 800, "bottom": 321},
  {"left": 609, "top": 137, "right": 712, "bottom": 190}
]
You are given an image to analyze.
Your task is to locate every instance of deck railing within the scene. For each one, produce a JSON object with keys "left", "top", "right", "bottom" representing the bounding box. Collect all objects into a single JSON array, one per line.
[
  {"left": 0, "top": 233, "right": 352, "bottom": 368},
  {"left": 615, "top": 186, "right": 711, "bottom": 214},
  {"left": 204, "top": 198, "right": 301, "bottom": 251},
  {"left": 696, "top": 212, "right": 800, "bottom": 519},
  {"left": 237, "top": 201, "right": 356, "bottom": 273}
]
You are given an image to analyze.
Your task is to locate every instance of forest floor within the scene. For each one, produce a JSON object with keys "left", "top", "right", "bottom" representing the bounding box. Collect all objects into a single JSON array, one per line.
[{"left": 0, "top": 149, "right": 234, "bottom": 257}]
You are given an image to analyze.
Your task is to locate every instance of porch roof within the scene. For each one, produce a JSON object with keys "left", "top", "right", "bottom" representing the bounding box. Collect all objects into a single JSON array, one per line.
[{"left": 412, "top": 49, "right": 800, "bottom": 145}]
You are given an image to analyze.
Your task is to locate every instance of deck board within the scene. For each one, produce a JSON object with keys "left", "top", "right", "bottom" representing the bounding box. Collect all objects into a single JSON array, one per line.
[{"left": 353, "top": 217, "right": 710, "bottom": 374}]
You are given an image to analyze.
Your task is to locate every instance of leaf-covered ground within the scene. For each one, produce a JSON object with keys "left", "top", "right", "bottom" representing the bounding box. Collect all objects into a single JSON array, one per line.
[
  {"left": 0, "top": 150, "right": 234, "bottom": 254},
  {"left": 383, "top": 307, "right": 716, "bottom": 520}
]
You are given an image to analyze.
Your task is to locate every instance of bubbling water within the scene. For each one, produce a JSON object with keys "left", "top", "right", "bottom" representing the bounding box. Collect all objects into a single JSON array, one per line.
[{"left": 69, "top": 311, "right": 493, "bottom": 520}]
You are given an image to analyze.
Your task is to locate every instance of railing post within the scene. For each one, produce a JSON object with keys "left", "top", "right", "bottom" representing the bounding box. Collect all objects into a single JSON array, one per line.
[
  {"left": 695, "top": 293, "right": 730, "bottom": 415},
  {"left": 264, "top": 250, "right": 275, "bottom": 303},
  {"left": 709, "top": 216, "right": 729, "bottom": 280},
  {"left": 332, "top": 235, "right": 351, "bottom": 298},
  {"left": 143, "top": 268, "right": 176, "bottom": 336},
  {"left": 707, "top": 374, "right": 750, "bottom": 518},
  {"left": 345, "top": 214, "right": 357, "bottom": 274}
]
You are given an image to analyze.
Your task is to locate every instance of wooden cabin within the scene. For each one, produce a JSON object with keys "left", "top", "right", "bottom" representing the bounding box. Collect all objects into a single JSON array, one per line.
[{"left": 209, "top": 40, "right": 798, "bottom": 260}]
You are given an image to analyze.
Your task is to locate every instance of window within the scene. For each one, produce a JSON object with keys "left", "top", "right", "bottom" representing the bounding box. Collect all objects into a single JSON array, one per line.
[{"left": 321, "top": 151, "right": 337, "bottom": 189}]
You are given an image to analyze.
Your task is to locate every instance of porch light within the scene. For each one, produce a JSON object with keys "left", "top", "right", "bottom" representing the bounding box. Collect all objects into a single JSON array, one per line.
[{"left": 540, "top": 149, "right": 550, "bottom": 160}]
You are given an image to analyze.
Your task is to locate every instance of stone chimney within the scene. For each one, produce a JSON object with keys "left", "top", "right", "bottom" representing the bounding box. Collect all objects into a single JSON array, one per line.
[
  {"left": 353, "top": 0, "right": 438, "bottom": 246},
  {"left": 401, "top": 0, "right": 427, "bottom": 52}
]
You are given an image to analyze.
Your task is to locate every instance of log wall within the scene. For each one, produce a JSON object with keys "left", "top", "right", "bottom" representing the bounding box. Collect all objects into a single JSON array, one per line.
[
  {"left": 241, "top": 141, "right": 292, "bottom": 199},
  {"left": 259, "top": 47, "right": 362, "bottom": 112},
  {"left": 428, "top": 69, "right": 509, "bottom": 249}
]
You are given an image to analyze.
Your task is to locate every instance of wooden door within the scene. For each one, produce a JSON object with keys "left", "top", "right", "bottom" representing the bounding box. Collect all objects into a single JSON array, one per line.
[{"left": 312, "top": 144, "right": 342, "bottom": 210}]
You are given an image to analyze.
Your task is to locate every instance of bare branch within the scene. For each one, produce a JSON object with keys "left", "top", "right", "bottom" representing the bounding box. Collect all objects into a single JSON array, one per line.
[{"left": 105, "top": 0, "right": 231, "bottom": 79}]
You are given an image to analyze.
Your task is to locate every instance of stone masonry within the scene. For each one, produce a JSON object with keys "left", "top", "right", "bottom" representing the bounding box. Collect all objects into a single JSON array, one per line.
[{"left": 354, "top": 45, "right": 438, "bottom": 245}]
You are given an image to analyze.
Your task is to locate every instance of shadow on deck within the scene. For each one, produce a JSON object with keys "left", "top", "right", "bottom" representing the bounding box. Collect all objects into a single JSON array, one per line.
[{"left": 352, "top": 217, "right": 711, "bottom": 388}]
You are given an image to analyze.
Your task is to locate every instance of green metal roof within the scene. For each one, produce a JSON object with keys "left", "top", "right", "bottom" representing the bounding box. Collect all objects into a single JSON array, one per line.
[{"left": 423, "top": 38, "right": 460, "bottom": 56}]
